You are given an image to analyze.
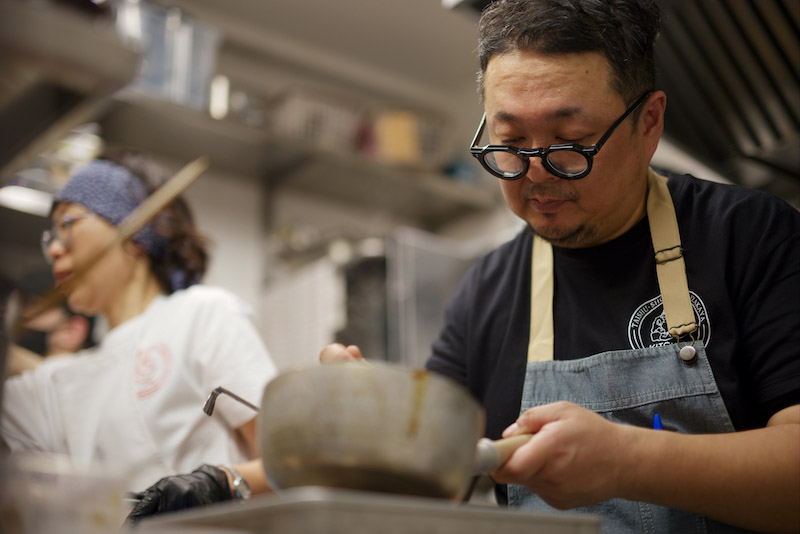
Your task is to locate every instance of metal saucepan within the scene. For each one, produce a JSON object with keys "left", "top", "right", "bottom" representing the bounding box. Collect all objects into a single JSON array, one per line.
[{"left": 257, "top": 362, "right": 530, "bottom": 500}]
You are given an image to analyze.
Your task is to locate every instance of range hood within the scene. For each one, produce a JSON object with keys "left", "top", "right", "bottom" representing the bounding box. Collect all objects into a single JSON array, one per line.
[{"left": 0, "top": 0, "right": 140, "bottom": 183}]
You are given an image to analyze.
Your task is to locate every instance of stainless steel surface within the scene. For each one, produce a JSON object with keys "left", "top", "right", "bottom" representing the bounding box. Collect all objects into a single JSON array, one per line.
[
  {"left": 141, "top": 486, "right": 602, "bottom": 534},
  {"left": 655, "top": 0, "right": 800, "bottom": 201},
  {"left": 0, "top": 1, "right": 140, "bottom": 181},
  {"left": 258, "top": 362, "right": 485, "bottom": 500},
  {"left": 386, "top": 227, "right": 479, "bottom": 368}
]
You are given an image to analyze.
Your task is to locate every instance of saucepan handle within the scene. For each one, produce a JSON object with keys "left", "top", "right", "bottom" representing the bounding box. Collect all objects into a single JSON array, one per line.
[{"left": 473, "top": 434, "right": 533, "bottom": 474}]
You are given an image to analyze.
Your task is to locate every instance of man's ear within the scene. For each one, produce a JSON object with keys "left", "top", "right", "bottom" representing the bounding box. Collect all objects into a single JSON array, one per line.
[{"left": 641, "top": 90, "right": 666, "bottom": 160}]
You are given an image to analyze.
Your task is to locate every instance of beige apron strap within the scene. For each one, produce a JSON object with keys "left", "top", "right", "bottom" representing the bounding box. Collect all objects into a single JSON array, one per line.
[
  {"left": 528, "top": 234, "right": 554, "bottom": 362},
  {"left": 527, "top": 167, "right": 697, "bottom": 364},
  {"left": 646, "top": 168, "right": 698, "bottom": 339}
]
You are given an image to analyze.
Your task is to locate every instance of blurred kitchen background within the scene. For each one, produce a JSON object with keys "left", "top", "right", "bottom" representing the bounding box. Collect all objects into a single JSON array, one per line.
[{"left": 2, "top": 0, "right": 798, "bottom": 370}]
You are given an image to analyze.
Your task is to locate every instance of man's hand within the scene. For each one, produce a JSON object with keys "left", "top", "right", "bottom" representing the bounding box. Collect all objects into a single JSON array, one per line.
[
  {"left": 491, "top": 401, "right": 630, "bottom": 510},
  {"left": 126, "top": 464, "right": 232, "bottom": 523},
  {"left": 494, "top": 402, "right": 800, "bottom": 531},
  {"left": 319, "top": 343, "right": 365, "bottom": 364}
]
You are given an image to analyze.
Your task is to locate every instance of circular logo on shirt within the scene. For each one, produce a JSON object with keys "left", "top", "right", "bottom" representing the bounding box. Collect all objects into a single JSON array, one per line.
[
  {"left": 134, "top": 344, "right": 172, "bottom": 399},
  {"left": 628, "top": 291, "right": 710, "bottom": 350}
]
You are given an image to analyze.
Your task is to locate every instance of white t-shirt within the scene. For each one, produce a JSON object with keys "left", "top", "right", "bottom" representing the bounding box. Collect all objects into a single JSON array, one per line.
[{"left": 2, "top": 285, "right": 277, "bottom": 491}]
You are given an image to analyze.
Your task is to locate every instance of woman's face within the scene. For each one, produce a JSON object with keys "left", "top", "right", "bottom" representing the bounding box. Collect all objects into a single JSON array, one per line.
[{"left": 47, "top": 202, "right": 142, "bottom": 316}]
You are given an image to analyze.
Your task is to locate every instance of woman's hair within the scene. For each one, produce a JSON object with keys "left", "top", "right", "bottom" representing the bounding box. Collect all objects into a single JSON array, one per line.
[
  {"left": 476, "top": 0, "right": 661, "bottom": 106},
  {"left": 97, "top": 147, "right": 209, "bottom": 294}
]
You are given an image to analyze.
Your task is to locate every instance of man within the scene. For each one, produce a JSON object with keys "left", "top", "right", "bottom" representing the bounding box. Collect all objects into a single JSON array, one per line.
[
  {"left": 130, "top": 1, "right": 799, "bottom": 531},
  {"left": 327, "top": 0, "right": 799, "bottom": 531}
]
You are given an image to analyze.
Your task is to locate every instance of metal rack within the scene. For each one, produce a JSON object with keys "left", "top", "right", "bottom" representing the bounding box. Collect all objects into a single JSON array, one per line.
[
  {"left": 0, "top": 0, "right": 140, "bottom": 181},
  {"left": 97, "top": 92, "right": 500, "bottom": 231}
]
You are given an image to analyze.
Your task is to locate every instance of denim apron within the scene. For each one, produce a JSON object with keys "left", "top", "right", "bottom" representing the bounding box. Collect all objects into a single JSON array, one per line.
[{"left": 508, "top": 170, "right": 750, "bottom": 533}]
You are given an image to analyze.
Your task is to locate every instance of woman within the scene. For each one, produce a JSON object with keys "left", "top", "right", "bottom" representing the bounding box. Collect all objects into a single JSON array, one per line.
[{"left": 1, "top": 149, "right": 277, "bottom": 496}]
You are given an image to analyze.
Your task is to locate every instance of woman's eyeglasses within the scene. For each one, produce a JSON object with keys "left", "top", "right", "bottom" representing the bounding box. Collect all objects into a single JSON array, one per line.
[{"left": 41, "top": 213, "right": 91, "bottom": 263}]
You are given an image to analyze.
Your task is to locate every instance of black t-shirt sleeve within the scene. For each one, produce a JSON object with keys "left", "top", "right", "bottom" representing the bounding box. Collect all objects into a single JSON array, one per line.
[
  {"left": 730, "top": 198, "right": 800, "bottom": 421},
  {"left": 674, "top": 174, "right": 800, "bottom": 428}
]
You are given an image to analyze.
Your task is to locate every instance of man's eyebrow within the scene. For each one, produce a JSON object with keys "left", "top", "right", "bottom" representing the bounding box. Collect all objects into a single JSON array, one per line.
[
  {"left": 548, "top": 106, "right": 584, "bottom": 120},
  {"left": 491, "top": 106, "right": 586, "bottom": 124},
  {"left": 492, "top": 110, "right": 521, "bottom": 124}
]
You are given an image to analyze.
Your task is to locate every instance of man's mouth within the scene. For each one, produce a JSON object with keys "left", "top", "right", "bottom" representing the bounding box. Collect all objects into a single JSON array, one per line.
[
  {"left": 523, "top": 182, "right": 575, "bottom": 213},
  {"left": 530, "top": 197, "right": 568, "bottom": 213}
]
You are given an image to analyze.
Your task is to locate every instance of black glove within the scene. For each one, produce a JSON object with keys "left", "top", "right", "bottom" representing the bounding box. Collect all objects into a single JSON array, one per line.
[{"left": 126, "top": 464, "right": 232, "bottom": 524}]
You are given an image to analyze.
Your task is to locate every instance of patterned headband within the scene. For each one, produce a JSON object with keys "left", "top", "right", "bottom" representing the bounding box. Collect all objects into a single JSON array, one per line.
[{"left": 52, "top": 159, "right": 169, "bottom": 259}]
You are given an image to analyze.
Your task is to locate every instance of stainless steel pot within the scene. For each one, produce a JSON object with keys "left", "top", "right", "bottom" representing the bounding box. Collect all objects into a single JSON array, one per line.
[{"left": 258, "top": 362, "right": 528, "bottom": 500}]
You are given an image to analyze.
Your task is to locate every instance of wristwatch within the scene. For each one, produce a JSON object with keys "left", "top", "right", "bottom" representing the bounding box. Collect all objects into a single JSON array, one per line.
[{"left": 227, "top": 466, "right": 251, "bottom": 502}]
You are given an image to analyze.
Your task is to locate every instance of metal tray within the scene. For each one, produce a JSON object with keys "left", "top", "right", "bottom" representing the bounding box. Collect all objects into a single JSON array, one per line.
[{"left": 138, "top": 487, "right": 601, "bottom": 534}]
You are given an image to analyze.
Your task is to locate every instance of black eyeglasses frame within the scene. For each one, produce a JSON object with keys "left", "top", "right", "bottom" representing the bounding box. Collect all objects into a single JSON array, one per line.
[{"left": 469, "top": 91, "right": 652, "bottom": 181}]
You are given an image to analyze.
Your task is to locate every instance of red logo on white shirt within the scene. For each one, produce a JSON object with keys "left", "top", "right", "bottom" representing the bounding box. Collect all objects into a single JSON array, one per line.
[{"left": 135, "top": 344, "right": 172, "bottom": 398}]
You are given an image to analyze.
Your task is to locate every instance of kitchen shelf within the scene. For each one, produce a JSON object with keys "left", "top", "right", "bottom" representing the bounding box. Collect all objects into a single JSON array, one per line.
[
  {"left": 0, "top": 0, "right": 140, "bottom": 181},
  {"left": 96, "top": 92, "right": 500, "bottom": 230}
]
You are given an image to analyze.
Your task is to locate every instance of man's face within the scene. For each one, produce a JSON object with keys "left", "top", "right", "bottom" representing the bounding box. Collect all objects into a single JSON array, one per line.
[{"left": 483, "top": 50, "right": 658, "bottom": 248}]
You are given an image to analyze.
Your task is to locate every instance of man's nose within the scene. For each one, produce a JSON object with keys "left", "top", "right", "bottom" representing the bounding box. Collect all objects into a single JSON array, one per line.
[{"left": 524, "top": 156, "right": 559, "bottom": 184}]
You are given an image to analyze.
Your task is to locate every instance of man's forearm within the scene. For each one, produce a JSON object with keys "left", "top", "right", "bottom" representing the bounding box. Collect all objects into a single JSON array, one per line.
[{"left": 620, "top": 405, "right": 799, "bottom": 532}]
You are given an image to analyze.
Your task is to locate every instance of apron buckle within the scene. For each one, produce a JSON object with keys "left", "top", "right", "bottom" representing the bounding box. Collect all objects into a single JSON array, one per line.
[{"left": 674, "top": 330, "right": 698, "bottom": 365}]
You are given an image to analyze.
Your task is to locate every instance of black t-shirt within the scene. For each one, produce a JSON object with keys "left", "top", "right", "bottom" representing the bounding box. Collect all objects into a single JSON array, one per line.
[{"left": 427, "top": 173, "right": 800, "bottom": 442}]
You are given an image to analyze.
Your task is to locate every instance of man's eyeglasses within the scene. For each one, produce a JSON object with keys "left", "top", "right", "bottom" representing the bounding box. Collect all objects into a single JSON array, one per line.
[
  {"left": 41, "top": 213, "right": 92, "bottom": 263},
  {"left": 469, "top": 92, "right": 651, "bottom": 181}
]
